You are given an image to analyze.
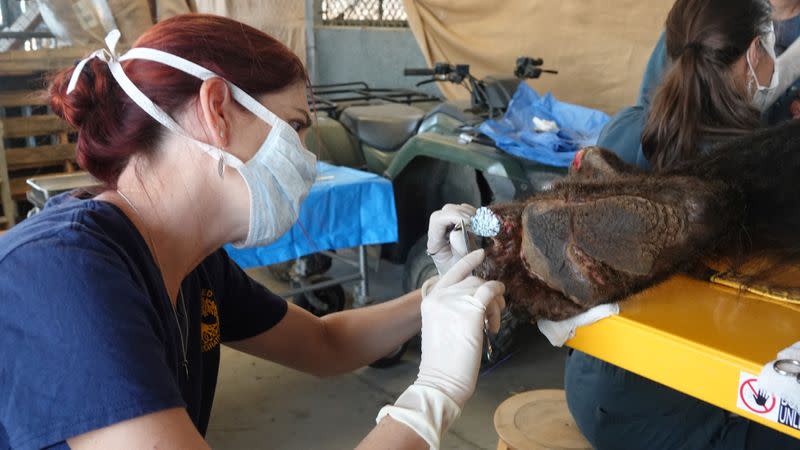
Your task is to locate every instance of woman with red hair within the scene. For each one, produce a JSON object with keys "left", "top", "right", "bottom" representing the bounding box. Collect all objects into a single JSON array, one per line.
[{"left": 0, "top": 14, "right": 504, "bottom": 450}]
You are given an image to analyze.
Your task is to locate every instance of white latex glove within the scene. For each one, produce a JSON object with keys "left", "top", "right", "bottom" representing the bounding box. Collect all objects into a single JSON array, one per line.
[
  {"left": 426, "top": 203, "right": 477, "bottom": 276},
  {"left": 377, "top": 250, "right": 505, "bottom": 449}
]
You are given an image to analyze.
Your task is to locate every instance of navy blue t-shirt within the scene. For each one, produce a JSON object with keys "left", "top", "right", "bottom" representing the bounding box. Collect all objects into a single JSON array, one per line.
[{"left": 0, "top": 193, "right": 288, "bottom": 449}]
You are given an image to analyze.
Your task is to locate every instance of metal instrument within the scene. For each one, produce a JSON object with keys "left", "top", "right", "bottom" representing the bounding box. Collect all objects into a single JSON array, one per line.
[
  {"left": 455, "top": 216, "right": 498, "bottom": 361},
  {"left": 773, "top": 358, "right": 800, "bottom": 383}
]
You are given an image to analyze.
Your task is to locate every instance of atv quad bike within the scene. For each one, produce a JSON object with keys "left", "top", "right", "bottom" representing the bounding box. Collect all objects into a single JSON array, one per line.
[{"left": 304, "top": 58, "right": 564, "bottom": 366}]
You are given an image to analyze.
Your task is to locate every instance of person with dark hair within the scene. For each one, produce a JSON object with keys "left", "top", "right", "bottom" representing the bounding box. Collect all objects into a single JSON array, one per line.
[
  {"left": 601, "top": 0, "right": 800, "bottom": 170},
  {"left": 640, "top": 0, "right": 800, "bottom": 114},
  {"left": 640, "top": 0, "right": 774, "bottom": 170},
  {"left": 0, "top": 14, "right": 505, "bottom": 450},
  {"left": 565, "top": 0, "right": 800, "bottom": 448}
]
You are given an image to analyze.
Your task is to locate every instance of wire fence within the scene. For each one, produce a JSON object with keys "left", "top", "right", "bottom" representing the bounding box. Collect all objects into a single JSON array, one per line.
[
  {"left": 0, "top": 0, "right": 67, "bottom": 53},
  {"left": 321, "top": 0, "right": 408, "bottom": 27}
]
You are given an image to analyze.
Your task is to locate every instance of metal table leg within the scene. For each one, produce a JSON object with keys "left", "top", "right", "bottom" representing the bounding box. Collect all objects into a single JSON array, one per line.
[
  {"left": 353, "top": 245, "right": 370, "bottom": 308},
  {"left": 275, "top": 246, "right": 372, "bottom": 308}
]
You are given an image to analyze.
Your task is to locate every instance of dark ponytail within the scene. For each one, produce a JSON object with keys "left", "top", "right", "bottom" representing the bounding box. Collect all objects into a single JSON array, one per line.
[{"left": 641, "top": 0, "right": 771, "bottom": 171}]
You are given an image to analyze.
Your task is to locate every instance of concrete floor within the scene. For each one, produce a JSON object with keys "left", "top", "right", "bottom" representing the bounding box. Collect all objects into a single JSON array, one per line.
[{"left": 206, "top": 249, "right": 568, "bottom": 449}]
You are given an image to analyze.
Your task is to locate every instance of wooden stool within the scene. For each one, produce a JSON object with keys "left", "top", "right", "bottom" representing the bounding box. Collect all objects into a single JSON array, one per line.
[{"left": 494, "top": 389, "right": 591, "bottom": 450}]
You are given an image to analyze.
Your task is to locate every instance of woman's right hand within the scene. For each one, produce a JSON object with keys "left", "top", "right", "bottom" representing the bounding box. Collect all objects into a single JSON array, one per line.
[
  {"left": 416, "top": 249, "right": 506, "bottom": 407},
  {"left": 426, "top": 204, "right": 477, "bottom": 276},
  {"left": 375, "top": 249, "right": 505, "bottom": 449}
]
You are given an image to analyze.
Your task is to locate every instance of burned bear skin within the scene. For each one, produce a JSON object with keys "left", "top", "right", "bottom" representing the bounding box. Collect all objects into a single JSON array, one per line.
[
  {"left": 477, "top": 119, "right": 800, "bottom": 322},
  {"left": 474, "top": 203, "right": 589, "bottom": 321},
  {"left": 477, "top": 168, "right": 741, "bottom": 321},
  {"left": 522, "top": 173, "right": 738, "bottom": 309}
]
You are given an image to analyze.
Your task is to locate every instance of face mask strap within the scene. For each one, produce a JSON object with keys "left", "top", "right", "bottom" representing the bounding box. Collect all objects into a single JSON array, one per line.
[
  {"left": 746, "top": 50, "right": 761, "bottom": 93},
  {"left": 748, "top": 23, "right": 779, "bottom": 92},
  {"left": 67, "top": 30, "right": 119, "bottom": 95},
  {"left": 67, "top": 31, "right": 248, "bottom": 176},
  {"left": 121, "top": 47, "right": 285, "bottom": 130},
  {"left": 119, "top": 46, "right": 310, "bottom": 169},
  {"left": 761, "top": 27, "right": 780, "bottom": 90},
  {"left": 746, "top": 47, "right": 775, "bottom": 92}
]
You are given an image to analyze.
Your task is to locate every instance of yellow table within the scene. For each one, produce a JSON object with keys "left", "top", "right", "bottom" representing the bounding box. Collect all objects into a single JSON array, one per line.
[{"left": 566, "top": 274, "right": 800, "bottom": 439}]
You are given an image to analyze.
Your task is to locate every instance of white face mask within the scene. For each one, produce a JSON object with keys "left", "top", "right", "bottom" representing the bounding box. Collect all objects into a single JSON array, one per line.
[
  {"left": 67, "top": 30, "right": 317, "bottom": 248},
  {"left": 747, "top": 24, "right": 780, "bottom": 111}
]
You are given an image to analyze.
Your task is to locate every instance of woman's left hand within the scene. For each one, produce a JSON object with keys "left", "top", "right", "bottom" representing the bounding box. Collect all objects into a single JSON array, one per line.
[{"left": 426, "top": 203, "right": 477, "bottom": 276}]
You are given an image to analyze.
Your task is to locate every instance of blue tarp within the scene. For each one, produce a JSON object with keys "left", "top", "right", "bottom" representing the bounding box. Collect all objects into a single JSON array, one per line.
[
  {"left": 478, "top": 83, "right": 610, "bottom": 167},
  {"left": 225, "top": 162, "right": 398, "bottom": 268}
]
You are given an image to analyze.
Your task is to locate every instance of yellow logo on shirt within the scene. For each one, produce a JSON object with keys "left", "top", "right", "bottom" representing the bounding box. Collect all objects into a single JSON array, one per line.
[{"left": 201, "top": 289, "right": 221, "bottom": 352}]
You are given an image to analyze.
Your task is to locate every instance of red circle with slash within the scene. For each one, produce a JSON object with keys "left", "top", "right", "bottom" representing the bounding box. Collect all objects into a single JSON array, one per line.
[{"left": 739, "top": 378, "right": 776, "bottom": 414}]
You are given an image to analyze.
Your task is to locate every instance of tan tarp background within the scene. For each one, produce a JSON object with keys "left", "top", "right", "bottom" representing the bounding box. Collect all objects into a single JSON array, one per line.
[
  {"left": 36, "top": 0, "right": 305, "bottom": 62},
  {"left": 190, "top": 0, "right": 307, "bottom": 64},
  {"left": 401, "top": 0, "right": 674, "bottom": 114},
  {"left": 37, "top": 0, "right": 153, "bottom": 47},
  {"left": 156, "top": 0, "right": 192, "bottom": 20}
]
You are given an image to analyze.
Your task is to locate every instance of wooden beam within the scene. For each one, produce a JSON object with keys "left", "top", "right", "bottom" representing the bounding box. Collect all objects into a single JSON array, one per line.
[
  {"left": 1, "top": 115, "right": 72, "bottom": 138},
  {"left": 0, "top": 31, "right": 54, "bottom": 39},
  {"left": 6, "top": 143, "right": 75, "bottom": 170},
  {"left": 0, "top": 90, "right": 49, "bottom": 107},
  {"left": 0, "top": 46, "right": 94, "bottom": 76},
  {"left": 0, "top": 120, "right": 16, "bottom": 226}
]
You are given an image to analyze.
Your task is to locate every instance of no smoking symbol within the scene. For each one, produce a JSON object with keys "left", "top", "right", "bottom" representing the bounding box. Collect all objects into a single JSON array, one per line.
[{"left": 739, "top": 378, "right": 776, "bottom": 414}]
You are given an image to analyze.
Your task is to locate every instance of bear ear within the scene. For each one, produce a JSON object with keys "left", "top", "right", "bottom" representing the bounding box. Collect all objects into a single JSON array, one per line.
[
  {"left": 570, "top": 149, "right": 585, "bottom": 172},
  {"left": 569, "top": 146, "right": 641, "bottom": 181},
  {"left": 519, "top": 190, "right": 684, "bottom": 306}
]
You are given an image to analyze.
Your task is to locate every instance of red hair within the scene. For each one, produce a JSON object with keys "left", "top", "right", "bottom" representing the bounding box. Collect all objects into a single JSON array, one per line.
[{"left": 49, "top": 14, "right": 307, "bottom": 186}]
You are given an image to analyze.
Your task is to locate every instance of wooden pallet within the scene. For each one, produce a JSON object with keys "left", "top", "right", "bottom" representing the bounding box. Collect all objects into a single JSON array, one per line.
[
  {"left": 0, "top": 45, "right": 97, "bottom": 229},
  {"left": 0, "top": 45, "right": 124, "bottom": 227},
  {"left": 0, "top": 87, "right": 79, "bottom": 227},
  {"left": 0, "top": 121, "right": 12, "bottom": 228},
  {"left": 0, "top": 47, "right": 93, "bottom": 77}
]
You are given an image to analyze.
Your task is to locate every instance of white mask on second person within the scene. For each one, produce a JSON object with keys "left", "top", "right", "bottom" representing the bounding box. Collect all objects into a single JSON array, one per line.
[
  {"left": 747, "top": 24, "right": 780, "bottom": 111},
  {"left": 67, "top": 30, "right": 317, "bottom": 249}
]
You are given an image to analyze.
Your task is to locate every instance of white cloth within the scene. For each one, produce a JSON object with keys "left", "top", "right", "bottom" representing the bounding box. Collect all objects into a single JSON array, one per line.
[
  {"left": 758, "top": 341, "right": 800, "bottom": 410},
  {"left": 533, "top": 117, "right": 560, "bottom": 133},
  {"left": 537, "top": 303, "right": 620, "bottom": 347}
]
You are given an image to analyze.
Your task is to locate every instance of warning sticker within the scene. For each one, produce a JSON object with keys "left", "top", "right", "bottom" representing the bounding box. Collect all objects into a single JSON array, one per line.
[
  {"left": 739, "top": 377, "right": 776, "bottom": 414},
  {"left": 736, "top": 372, "right": 799, "bottom": 431}
]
